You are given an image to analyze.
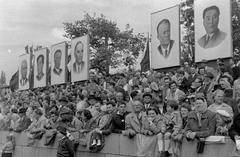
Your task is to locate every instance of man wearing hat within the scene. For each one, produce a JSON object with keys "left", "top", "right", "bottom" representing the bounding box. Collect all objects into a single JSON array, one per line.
[
  {"left": 203, "top": 72, "right": 216, "bottom": 104},
  {"left": 58, "top": 97, "right": 68, "bottom": 114},
  {"left": 57, "top": 126, "right": 74, "bottom": 157},
  {"left": 142, "top": 93, "right": 156, "bottom": 111},
  {"left": 14, "top": 108, "right": 31, "bottom": 132},
  {"left": 86, "top": 95, "right": 97, "bottom": 117},
  {"left": 201, "top": 59, "right": 215, "bottom": 75}
]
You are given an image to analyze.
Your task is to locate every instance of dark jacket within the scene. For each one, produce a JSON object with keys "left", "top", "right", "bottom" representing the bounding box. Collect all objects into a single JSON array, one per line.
[
  {"left": 229, "top": 114, "right": 240, "bottom": 142},
  {"left": 15, "top": 115, "right": 31, "bottom": 132},
  {"left": 223, "top": 97, "right": 239, "bottom": 118},
  {"left": 110, "top": 111, "right": 130, "bottom": 133},
  {"left": 185, "top": 110, "right": 216, "bottom": 138},
  {"left": 179, "top": 77, "right": 189, "bottom": 94},
  {"left": 57, "top": 136, "right": 74, "bottom": 157}
]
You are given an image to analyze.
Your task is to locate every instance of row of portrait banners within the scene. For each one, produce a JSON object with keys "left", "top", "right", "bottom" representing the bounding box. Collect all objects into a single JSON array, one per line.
[
  {"left": 19, "top": 35, "right": 89, "bottom": 90},
  {"left": 151, "top": 0, "right": 232, "bottom": 69},
  {"left": 18, "top": 0, "right": 233, "bottom": 90}
]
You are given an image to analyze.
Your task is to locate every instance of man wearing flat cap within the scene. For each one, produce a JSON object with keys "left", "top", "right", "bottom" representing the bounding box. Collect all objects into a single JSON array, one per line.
[{"left": 14, "top": 108, "right": 31, "bottom": 132}]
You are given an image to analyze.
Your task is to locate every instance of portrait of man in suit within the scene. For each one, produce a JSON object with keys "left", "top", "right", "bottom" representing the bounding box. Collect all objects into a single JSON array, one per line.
[
  {"left": 20, "top": 59, "right": 29, "bottom": 87},
  {"left": 73, "top": 41, "right": 85, "bottom": 74},
  {"left": 36, "top": 54, "right": 45, "bottom": 81},
  {"left": 53, "top": 50, "right": 62, "bottom": 76},
  {"left": 198, "top": 5, "right": 227, "bottom": 49},
  {"left": 157, "top": 19, "right": 174, "bottom": 59}
]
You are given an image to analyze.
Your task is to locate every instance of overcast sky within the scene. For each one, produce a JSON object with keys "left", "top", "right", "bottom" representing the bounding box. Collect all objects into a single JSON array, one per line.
[{"left": 0, "top": 0, "right": 179, "bottom": 83}]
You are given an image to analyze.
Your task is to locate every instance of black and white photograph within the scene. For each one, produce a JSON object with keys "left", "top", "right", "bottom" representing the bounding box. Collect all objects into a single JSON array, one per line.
[
  {"left": 195, "top": 0, "right": 232, "bottom": 62},
  {"left": 51, "top": 42, "right": 67, "bottom": 85},
  {"left": 151, "top": 5, "right": 180, "bottom": 69},
  {"left": 18, "top": 54, "right": 31, "bottom": 90},
  {"left": 34, "top": 48, "right": 48, "bottom": 88},
  {"left": 71, "top": 34, "right": 89, "bottom": 82}
]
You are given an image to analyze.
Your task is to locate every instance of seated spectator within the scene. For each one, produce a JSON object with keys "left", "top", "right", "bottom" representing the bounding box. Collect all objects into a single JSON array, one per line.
[
  {"left": 126, "top": 91, "right": 141, "bottom": 113},
  {"left": 223, "top": 89, "right": 239, "bottom": 118},
  {"left": 208, "top": 90, "right": 234, "bottom": 118},
  {"left": 91, "top": 101, "right": 116, "bottom": 146},
  {"left": 185, "top": 93, "right": 216, "bottom": 140},
  {"left": 215, "top": 110, "right": 232, "bottom": 136},
  {"left": 111, "top": 101, "right": 130, "bottom": 133},
  {"left": 165, "top": 81, "right": 185, "bottom": 103},
  {"left": 144, "top": 107, "right": 164, "bottom": 135},
  {"left": 13, "top": 108, "right": 31, "bottom": 132},
  {"left": 125, "top": 101, "right": 149, "bottom": 138},
  {"left": 45, "top": 111, "right": 59, "bottom": 130},
  {"left": 142, "top": 93, "right": 155, "bottom": 111},
  {"left": 79, "top": 110, "right": 96, "bottom": 134},
  {"left": 158, "top": 100, "right": 182, "bottom": 157},
  {"left": 25, "top": 109, "right": 47, "bottom": 133},
  {"left": 229, "top": 107, "right": 240, "bottom": 142}
]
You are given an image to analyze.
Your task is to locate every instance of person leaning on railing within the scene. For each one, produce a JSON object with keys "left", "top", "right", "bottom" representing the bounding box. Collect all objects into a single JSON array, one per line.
[{"left": 185, "top": 93, "right": 216, "bottom": 140}]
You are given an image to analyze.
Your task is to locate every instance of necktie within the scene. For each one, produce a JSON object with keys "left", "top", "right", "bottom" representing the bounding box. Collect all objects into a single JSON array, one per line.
[
  {"left": 197, "top": 112, "right": 202, "bottom": 127},
  {"left": 78, "top": 66, "right": 80, "bottom": 73},
  {"left": 204, "top": 35, "right": 210, "bottom": 47},
  {"left": 165, "top": 49, "right": 168, "bottom": 57}
]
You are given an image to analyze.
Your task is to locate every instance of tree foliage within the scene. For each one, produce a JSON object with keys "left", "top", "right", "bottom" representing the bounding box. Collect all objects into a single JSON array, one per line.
[
  {"left": 63, "top": 13, "right": 146, "bottom": 74},
  {"left": 180, "top": 0, "right": 240, "bottom": 64}
]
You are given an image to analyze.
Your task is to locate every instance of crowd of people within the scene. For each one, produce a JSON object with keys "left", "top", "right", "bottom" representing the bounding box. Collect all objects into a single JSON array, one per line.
[{"left": 1, "top": 57, "right": 240, "bottom": 157}]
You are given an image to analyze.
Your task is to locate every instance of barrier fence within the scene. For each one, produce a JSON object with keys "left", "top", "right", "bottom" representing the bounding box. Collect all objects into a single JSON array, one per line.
[{"left": 0, "top": 131, "right": 236, "bottom": 157}]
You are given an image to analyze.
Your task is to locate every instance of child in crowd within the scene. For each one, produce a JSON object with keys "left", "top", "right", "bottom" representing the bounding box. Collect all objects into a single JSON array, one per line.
[
  {"left": 0, "top": 134, "right": 15, "bottom": 157},
  {"left": 158, "top": 100, "right": 182, "bottom": 157}
]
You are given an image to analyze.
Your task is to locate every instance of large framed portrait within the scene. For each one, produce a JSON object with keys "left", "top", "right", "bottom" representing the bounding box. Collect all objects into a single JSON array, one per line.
[
  {"left": 18, "top": 54, "right": 31, "bottom": 90},
  {"left": 71, "top": 34, "right": 89, "bottom": 82},
  {"left": 151, "top": 5, "right": 180, "bottom": 69},
  {"left": 34, "top": 48, "right": 48, "bottom": 88},
  {"left": 51, "top": 42, "right": 67, "bottom": 85},
  {"left": 195, "top": 0, "right": 232, "bottom": 62}
]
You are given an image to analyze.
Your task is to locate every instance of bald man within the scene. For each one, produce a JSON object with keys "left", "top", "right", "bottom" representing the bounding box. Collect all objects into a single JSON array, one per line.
[
  {"left": 20, "top": 59, "right": 29, "bottom": 87},
  {"left": 73, "top": 41, "right": 85, "bottom": 74},
  {"left": 125, "top": 101, "right": 150, "bottom": 138}
]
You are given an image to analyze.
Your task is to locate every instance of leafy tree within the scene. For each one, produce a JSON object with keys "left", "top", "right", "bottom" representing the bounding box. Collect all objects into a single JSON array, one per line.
[
  {"left": 63, "top": 13, "right": 146, "bottom": 75},
  {"left": 180, "top": 0, "right": 240, "bottom": 64}
]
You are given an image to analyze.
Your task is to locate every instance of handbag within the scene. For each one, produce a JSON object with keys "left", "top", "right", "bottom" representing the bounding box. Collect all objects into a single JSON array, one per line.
[
  {"left": 34, "top": 130, "right": 45, "bottom": 139},
  {"left": 196, "top": 138, "right": 205, "bottom": 154},
  {"left": 44, "top": 130, "right": 57, "bottom": 146}
]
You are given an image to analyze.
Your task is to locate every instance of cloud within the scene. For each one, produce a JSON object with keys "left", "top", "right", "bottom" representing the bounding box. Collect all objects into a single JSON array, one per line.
[{"left": 51, "top": 27, "right": 67, "bottom": 40}]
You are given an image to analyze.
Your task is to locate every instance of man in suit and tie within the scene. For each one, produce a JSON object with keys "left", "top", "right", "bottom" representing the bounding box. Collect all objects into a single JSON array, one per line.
[
  {"left": 157, "top": 19, "right": 174, "bottom": 59},
  {"left": 36, "top": 54, "right": 45, "bottom": 81},
  {"left": 188, "top": 66, "right": 199, "bottom": 87},
  {"left": 198, "top": 5, "right": 227, "bottom": 49},
  {"left": 19, "top": 59, "right": 29, "bottom": 87},
  {"left": 73, "top": 41, "right": 85, "bottom": 74},
  {"left": 53, "top": 50, "right": 63, "bottom": 76}
]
